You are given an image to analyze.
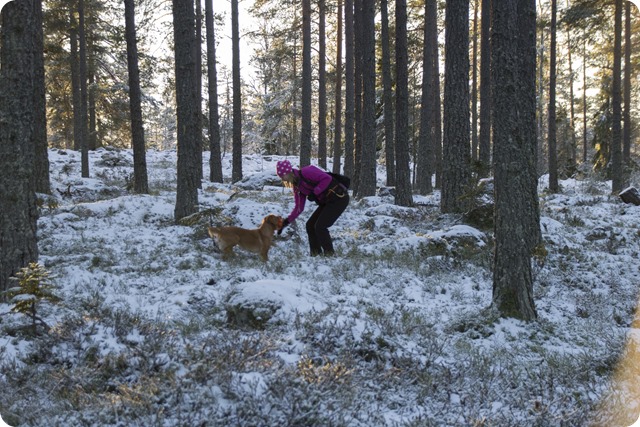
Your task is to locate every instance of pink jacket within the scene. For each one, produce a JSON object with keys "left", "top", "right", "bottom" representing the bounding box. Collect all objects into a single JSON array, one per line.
[{"left": 286, "top": 165, "right": 333, "bottom": 223}]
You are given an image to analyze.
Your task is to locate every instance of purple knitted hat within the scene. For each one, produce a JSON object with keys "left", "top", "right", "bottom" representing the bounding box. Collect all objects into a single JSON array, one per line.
[{"left": 276, "top": 160, "right": 293, "bottom": 178}]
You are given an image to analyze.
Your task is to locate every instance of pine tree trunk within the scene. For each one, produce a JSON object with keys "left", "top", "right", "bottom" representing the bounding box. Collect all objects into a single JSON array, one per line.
[
  {"left": 124, "top": 0, "right": 149, "bottom": 194},
  {"left": 623, "top": 2, "right": 631, "bottom": 166},
  {"left": 195, "top": 0, "right": 203, "bottom": 186},
  {"left": 300, "top": 0, "right": 312, "bottom": 167},
  {"left": 380, "top": 0, "right": 395, "bottom": 187},
  {"left": 33, "top": 0, "right": 50, "bottom": 194},
  {"left": 394, "top": 0, "right": 413, "bottom": 207},
  {"left": 491, "top": 0, "right": 538, "bottom": 321},
  {"left": 332, "top": 0, "right": 343, "bottom": 175},
  {"left": 352, "top": 0, "right": 363, "bottom": 193},
  {"left": 432, "top": 18, "right": 443, "bottom": 189},
  {"left": 70, "top": 12, "right": 81, "bottom": 152},
  {"left": 358, "top": 0, "right": 376, "bottom": 197},
  {"left": 548, "top": 0, "right": 558, "bottom": 193},
  {"left": 441, "top": 0, "right": 471, "bottom": 214},
  {"left": 318, "top": 0, "right": 327, "bottom": 169},
  {"left": 231, "top": 0, "right": 242, "bottom": 182},
  {"left": 611, "top": 0, "right": 623, "bottom": 194},
  {"left": 478, "top": 0, "right": 491, "bottom": 176},
  {"left": 78, "top": 0, "right": 89, "bottom": 178},
  {"left": 417, "top": 0, "right": 436, "bottom": 195},
  {"left": 343, "top": 0, "right": 355, "bottom": 179},
  {"left": 471, "top": 0, "right": 479, "bottom": 163},
  {"left": 173, "top": 0, "right": 200, "bottom": 221},
  {"left": 205, "top": 0, "right": 223, "bottom": 183},
  {"left": 0, "top": 0, "right": 40, "bottom": 296}
]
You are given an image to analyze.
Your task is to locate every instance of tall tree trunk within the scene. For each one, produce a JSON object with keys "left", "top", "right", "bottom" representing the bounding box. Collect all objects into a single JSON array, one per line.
[
  {"left": 78, "top": 0, "right": 89, "bottom": 178},
  {"left": 380, "top": 0, "right": 395, "bottom": 186},
  {"left": 417, "top": 0, "right": 435, "bottom": 195},
  {"left": 548, "top": 0, "right": 558, "bottom": 193},
  {"left": 491, "top": 0, "right": 539, "bottom": 321},
  {"left": 478, "top": 0, "right": 491, "bottom": 176},
  {"left": 195, "top": 0, "right": 203, "bottom": 186},
  {"left": 565, "top": 8, "right": 577, "bottom": 171},
  {"left": 124, "top": 0, "right": 149, "bottom": 194},
  {"left": 358, "top": 0, "right": 376, "bottom": 197},
  {"left": 623, "top": 1, "right": 631, "bottom": 166},
  {"left": 33, "top": 0, "right": 50, "bottom": 194},
  {"left": 611, "top": 0, "right": 623, "bottom": 194},
  {"left": 70, "top": 14, "right": 81, "bottom": 152},
  {"left": 394, "top": 0, "right": 413, "bottom": 207},
  {"left": 582, "top": 35, "right": 588, "bottom": 163},
  {"left": 343, "top": 0, "right": 355, "bottom": 178},
  {"left": 0, "top": 0, "right": 40, "bottom": 296},
  {"left": 352, "top": 0, "right": 363, "bottom": 193},
  {"left": 432, "top": 16, "right": 443, "bottom": 189},
  {"left": 173, "top": 0, "right": 200, "bottom": 221},
  {"left": 441, "top": 0, "right": 471, "bottom": 213},
  {"left": 88, "top": 70, "right": 97, "bottom": 149},
  {"left": 231, "top": 0, "right": 242, "bottom": 182},
  {"left": 318, "top": 0, "right": 327, "bottom": 169},
  {"left": 332, "top": 0, "right": 343, "bottom": 175},
  {"left": 205, "top": 0, "right": 223, "bottom": 182},
  {"left": 471, "top": 0, "right": 479, "bottom": 163},
  {"left": 300, "top": 0, "right": 312, "bottom": 167}
]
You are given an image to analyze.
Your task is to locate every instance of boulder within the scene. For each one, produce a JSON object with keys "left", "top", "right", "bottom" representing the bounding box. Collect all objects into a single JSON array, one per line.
[
  {"left": 620, "top": 187, "right": 640, "bottom": 206},
  {"left": 225, "top": 280, "right": 326, "bottom": 329}
]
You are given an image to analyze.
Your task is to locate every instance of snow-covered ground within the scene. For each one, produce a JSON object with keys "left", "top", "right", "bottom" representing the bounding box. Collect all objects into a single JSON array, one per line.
[{"left": 1, "top": 147, "right": 640, "bottom": 426}]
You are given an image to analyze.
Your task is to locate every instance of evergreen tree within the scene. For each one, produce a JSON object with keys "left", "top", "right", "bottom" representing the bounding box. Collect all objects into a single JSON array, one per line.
[
  {"left": 394, "top": 0, "right": 413, "bottom": 207},
  {"left": 491, "top": 0, "right": 539, "bottom": 321},
  {"left": 173, "top": 0, "right": 200, "bottom": 221},
  {"left": 441, "top": 0, "right": 471, "bottom": 213},
  {"left": 0, "top": 0, "right": 40, "bottom": 296},
  {"left": 380, "top": 0, "right": 395, "bottom": 187},
  {"left": 357, "top": 0, "right": 376, "bottom": 197},
  {"left": 206, "top": 0, "right": 223, "bottom": 183},
  {"left": 124, "top": 0, "right": 149, "bottom": 194}
]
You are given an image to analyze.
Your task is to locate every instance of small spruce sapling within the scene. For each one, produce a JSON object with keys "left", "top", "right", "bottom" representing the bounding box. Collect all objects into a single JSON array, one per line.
[{"left": 4, "top": 263, "right": 60, "bottom": 334}]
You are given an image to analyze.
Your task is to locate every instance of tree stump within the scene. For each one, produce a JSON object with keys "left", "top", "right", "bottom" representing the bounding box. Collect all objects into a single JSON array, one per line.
[{"left": 619, "top": 187, "right": 640, "bottom": 206}]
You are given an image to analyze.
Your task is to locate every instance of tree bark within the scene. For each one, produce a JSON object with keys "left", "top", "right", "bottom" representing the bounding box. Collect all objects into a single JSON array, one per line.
[
  {"left": 173, "top": 0, "right": 200, "bottom": 221},
  {"left": 611, "top": 0, "right": 623, "bottom": 194},
  {"left": 623, "top": 1, "right": 631, "bottom": 166},
  {"left": 332, "top": 0, "right": 343, "bottom": 175},
  {"left": 417, "top": 0, "right": 437, "bottom": 195},
  {"left": 0, "top": 0, "right": 40, "bottom": 296},
  {"left": 231, "top": 0, "right": 242, "bottom": 182},
  {"left": 300, "top": 0, "right": 312, "bottom": 167},
  {"left": 491, "top": 0, "right": 539, "bottom": 321},
  {"left": 441, "top": 0, "right": 471, "bottom": 214},
  {"left": 548, "top": 0, "right": 558, "bottom": 193},
  {"left": 33, "top": 0, "right": 50, "bottom": 194},
  {"left": 78, "top": 0, "right": 89, "bottom": 178},
  {"left": 394, "top": 0, "right": 413, "bottom": 207},
  {"left": 358, "top": 0, "right": 376, "bottom": 197},
  {"left": 380, "top": 0, "right": 395, "bottom": 186},
  {"left": 124, "top": 0, "right": 149, "bottom": 194},
  {"left": 205, "top": 0, "right": 223, "bottom": 183},
  {"left": 318, "top": 0, "right": 327, "bottom": 169},
  {"left": 343, "top": 0, "right": 355, "bottom": 179},
  {"left": 478, "top": 0, "right": 491, "bottom": 176}
]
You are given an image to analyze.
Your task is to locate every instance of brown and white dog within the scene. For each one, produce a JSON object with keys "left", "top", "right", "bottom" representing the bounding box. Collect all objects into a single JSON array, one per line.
[{"left": 207, "top": 214, "right": 283, "bottom": 261}]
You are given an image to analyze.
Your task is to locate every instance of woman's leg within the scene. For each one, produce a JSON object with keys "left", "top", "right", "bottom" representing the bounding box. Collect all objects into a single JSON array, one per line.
[
  {"left": 312, "top": 194, "right": 349, "bottom": 255},
  {"left": 306, "top": 205, "right": 325, "bottom": 256}
]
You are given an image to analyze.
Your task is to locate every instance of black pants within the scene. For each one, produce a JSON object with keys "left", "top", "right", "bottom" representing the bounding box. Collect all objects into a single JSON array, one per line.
[{"left": 306, "top": 192, "right": 349, "bottom": 256}]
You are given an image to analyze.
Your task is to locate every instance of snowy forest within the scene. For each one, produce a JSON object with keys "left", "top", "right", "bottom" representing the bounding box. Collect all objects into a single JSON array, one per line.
[{"left": 1, "top": 0, "right": 640, "bottom": 425}]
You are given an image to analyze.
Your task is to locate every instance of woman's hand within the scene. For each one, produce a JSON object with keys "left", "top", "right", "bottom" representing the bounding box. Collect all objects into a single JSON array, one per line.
[{"left": 278, "top": 218, "right": 290, "bottom": 235}]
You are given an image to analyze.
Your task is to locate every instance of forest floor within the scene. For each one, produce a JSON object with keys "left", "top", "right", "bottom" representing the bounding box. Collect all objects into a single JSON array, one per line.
[{"left": 1, "top": 148, "right": 640, "bottom": 426}]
